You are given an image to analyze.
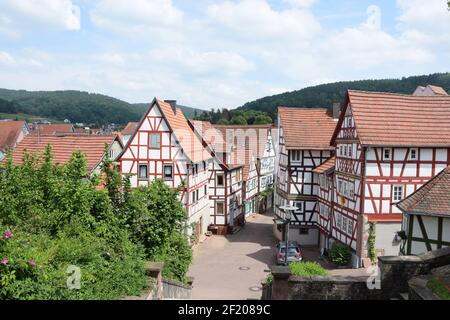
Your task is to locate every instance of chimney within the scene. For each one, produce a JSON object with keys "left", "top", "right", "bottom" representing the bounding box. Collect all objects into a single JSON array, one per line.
[
  {"left": 164, "top": 100, "right": 177, "bottom": 115},
  {"left": 332, "top": 102, "right": 341, "bottom": 119}
]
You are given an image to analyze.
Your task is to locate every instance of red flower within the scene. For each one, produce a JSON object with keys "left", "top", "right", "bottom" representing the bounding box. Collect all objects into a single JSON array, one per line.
[{"left": 3, "top": 231, "right": 13, "bottom": 239}]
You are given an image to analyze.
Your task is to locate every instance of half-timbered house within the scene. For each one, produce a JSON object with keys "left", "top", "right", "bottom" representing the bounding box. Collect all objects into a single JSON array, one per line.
[
  {"left": 119, "top": 99, "right": 213, "bottom": 239},
  {"left": 190, "top": 120, "right": 244, "bottom": 235},
  {"left": 396, "top": 166, "right": 450, "bottom": 255},
  {"left": 275, "top": 107, "right": 337, "bottom": 245},
  {"left": 329, "top": 88, "right": 450, "bottom": 266},
  {"left": 313, "top": 156, "right": 336, "bottom": 253}
]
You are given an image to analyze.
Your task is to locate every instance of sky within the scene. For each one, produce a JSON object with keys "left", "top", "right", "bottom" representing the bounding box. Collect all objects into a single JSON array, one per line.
[{"left": 0, "top": 0, "right": 449, "bottom": 110}]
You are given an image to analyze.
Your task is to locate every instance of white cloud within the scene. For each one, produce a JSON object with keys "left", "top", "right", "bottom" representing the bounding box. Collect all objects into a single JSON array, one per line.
[
  {"left": 90, "top": 0, "right": 183, "bottom": 37},
  {"left": 283, "top": 0, "right": 317, "bottom": 7},
  {"left": 0, "top": 0, "right": 80, "bottom": 37},
  {"left": 206, "top": 0, "right": 321, "bottom": 40}
]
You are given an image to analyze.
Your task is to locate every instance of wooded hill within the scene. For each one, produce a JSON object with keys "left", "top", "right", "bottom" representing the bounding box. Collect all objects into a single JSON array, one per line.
[
  {"left": 0, "top": 89, "right": 203, "bottom": 125},
  {"left": 238, "top": 72, "right": 450, "bottom": 119}
]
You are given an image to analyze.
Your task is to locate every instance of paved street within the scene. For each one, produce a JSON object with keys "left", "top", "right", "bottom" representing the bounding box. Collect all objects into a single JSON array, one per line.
[{"left": 188, "top": 213, "right": 277, "bottom": 300}]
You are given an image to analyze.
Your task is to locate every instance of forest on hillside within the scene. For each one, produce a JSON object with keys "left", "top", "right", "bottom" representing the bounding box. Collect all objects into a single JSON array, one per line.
[
  {"left": 0, "top": 89, "right": 202, "bottom": 126},
  {"left": 238, "top": 73, "right": 450, "bottom": 117}
]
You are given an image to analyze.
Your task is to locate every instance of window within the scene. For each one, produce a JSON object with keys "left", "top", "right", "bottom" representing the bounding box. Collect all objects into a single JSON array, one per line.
[
  {"left": 347, "top": 219, "right": 354, "bottom": 235},
  {"left": 348, "top": 117, "right": 353, "bottom": 127},
  {"left": 393, "top": 185, "right": 404, "bottom": 202},
  {"left": 383, "top": 148, "right": 391, "bottom": 160},
  {"left": 216, "top": 202, "right": 225, "bottom": 215},
  {"left": 204, "top": 185, "right": 207, "bottom": 196},
  {"left": 299, "top": 228, "right": 309, "bottom": 235},
  {"left": 339, "top": 146, "right": 343, "bottom": 156},
  {"left": 149, "top": 133, "right": 161, "bottom": 148},
  {"left": 163, "top": 164, "right": 173, "bottom": 181},
  {"left": 192, "top": 190, "right": 199, "bottom": 204},
  {"left": 236, "top": 170, "right": 241, "bottom": 182},
  {"left": 291, "top": 150, "right": 301, "bottom": 162},
  {"left": 342, "top": 216, "right": 348, "bottom": 232},
  {"left": 338, "top": 179, "right": 343, "bottom": 193},
  {"left": 138, "top": 164, "right": 148, "bottom": 180},
  {"left": 344, "top": 146, "right": 347, "bottom": 156},
  {"left": 348, "top": 145, "right": 353, "bottom": 158},
  {"left": 109, "top": 148, "right": 115, "bottom": 159},
  {"left": 217, "top": 173, "right": 224, "bottom": 187},
  {"left": 349, "top": 183, "right": 355, "bottom": 198},
  {"left": 293, "top": 201, "right": 303, "bottom": 213},
  {"left": 409, "top": 148, "right": 418, "bottom": 160},
  {"left": 336, "top": 213, "right": 342, "bottom": 229}
]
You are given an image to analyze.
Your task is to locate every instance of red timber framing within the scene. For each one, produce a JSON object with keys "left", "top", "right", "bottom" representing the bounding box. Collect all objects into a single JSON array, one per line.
[
  {"left": 189, "top": 120, "right": 244, "bottom": 231},
  {"left": 329, "top": 92, "right": 450, "bottom": 261},
  {"left": 118, "top": 99, "right": 212, "bottom": 227}
]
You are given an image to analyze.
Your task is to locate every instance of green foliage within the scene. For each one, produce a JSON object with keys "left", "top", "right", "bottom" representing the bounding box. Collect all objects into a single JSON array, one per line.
[
  {"left": 123, "top": 179, "right": 193, "bottom": 283},
  {"left": 263, "top": 273, "right": 273, "bottom": 284},
  {"left": 239, "top": 72, "right": 450, "bottom": 116},
  {"left": 428, "top": 277, "right": 450, "bottom": 300},
  {"left": 368, "top": 222, "right": 377, "bottom": 264},
  {"left": 0, "top": 89, "right": 202, "bottom": 125},
  {"left": 289, "top": 261, "right": 328, "bottom": 277},
  {"left": 328, "top": 243, "right": 352, "bottom": 266},
  {"left": 194, "top": 107, "right": 273, "bottom": 125},
  {"left": 0, "top": 148, "right": 147, "bottom": 299}
]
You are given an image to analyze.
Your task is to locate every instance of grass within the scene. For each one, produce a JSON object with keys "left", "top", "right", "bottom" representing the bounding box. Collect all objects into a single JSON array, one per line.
[
  {"left": 428, "top": 277, "right": 450, "bottom": 300},
  {"left": 289, "top": 261, "right": 328, "bottom": 277}
]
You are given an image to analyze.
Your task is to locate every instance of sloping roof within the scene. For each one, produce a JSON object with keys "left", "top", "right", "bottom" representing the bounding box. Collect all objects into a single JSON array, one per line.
[
  {"left": 278, "top": 107, "right": 336, "bottom": 150},
  {"left": 35, "top": 124, "right": 74, "bottom": 135},
  {"left": 413, "top": 85, "right": 448, "bottom": 96},
  {"left": 122, "top": 122, "right": 138, "bottom": 136},
  {"left": 428, "top": 85, "right": 448, "bottom": 96},
  {"left": 335, "top": 90, "right": 450, "bottom": 147},
  {"left": 190, "top": 120, "right": 227, "bottom": 153},
  {"left": 155, "top": 100, "right": 211, "bottom": 163},
  {"left": 11, "top": 134, "right": 119, "bottom": 172},
  {"left": 313, "top": 156, "right": 335, "bottom": 174},
  {"left": 397, "top": 166, "right": 450, "bottom": 217},
  {"left": 0, "top": 121, "right": 26, "bottom": 151}
]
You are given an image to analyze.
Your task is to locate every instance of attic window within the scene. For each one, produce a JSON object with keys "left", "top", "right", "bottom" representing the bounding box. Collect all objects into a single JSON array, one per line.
[
  {"left": 409, "top": 148, "right": 418, "bottom": 160},
  {"left": 383, "top": 148, "right": 391, "bottom": 160}
]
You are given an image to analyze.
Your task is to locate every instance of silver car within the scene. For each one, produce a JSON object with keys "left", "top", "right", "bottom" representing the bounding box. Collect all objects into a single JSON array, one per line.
[{"left": 276, "top": 241, "right": 303, "bottom": 265}]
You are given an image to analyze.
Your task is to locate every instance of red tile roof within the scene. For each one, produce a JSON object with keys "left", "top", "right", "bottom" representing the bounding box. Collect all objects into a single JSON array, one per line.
[
  {"left": 397, "top": 166, "right": 450, "bottom": 217},
  {"left": 312, "top": 156, "right": 335, "bottom": 174},
  {"left": 11, "top": 134, "right": 119, "bottom": 172},
  {"left": 278, "top": 107, "right": 336, "bottom": 150},
  {"left": 122, "top": 122, "right": 138, "bottom": 136},
  {"left": 428, "top": 85, "right": 448, "bottom": 96},
  {"left": 334, "top": 90, "right": 450, "bottom": 147},
  {"left": 156, "top": 100, "right": 211, "bottom": 163},
  {"left": 0, "top": 121, "right": 26, "bottom": 152},
  {"left": 35, "top": 124, "right": 74, "bottom": 135}
]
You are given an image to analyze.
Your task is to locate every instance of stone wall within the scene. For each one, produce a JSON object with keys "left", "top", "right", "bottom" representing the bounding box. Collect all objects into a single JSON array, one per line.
[
  {"left": 269, "top": 247, "right": 450, "bottom": 300},
  {"left": 288, "top": 275, "right": 380, "bottom": 300},
  {"left": 378, "top": 246, "right": 450, "bottom": 298}
]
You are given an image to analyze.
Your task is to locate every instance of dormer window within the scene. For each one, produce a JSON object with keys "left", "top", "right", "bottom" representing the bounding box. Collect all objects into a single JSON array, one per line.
[{"left": 383, "top": 148, "right": 391, "bottom": 160}]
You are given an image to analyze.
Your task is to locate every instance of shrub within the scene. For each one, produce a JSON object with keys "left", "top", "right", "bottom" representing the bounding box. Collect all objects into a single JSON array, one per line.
[
  {"left": 328, "top": 243, "right": 352, "bottom": 266},
  {"left": 289, "top": 261, "right": 328, "bottom": 276},
  {"left": 0, "top": 148, "right": 148, "bottom": 300}
]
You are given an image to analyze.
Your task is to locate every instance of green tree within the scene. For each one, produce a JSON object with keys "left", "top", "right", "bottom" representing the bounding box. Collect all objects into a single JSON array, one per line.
[{"left": 230, "top": 116, "right": 247, "bottom": 125}]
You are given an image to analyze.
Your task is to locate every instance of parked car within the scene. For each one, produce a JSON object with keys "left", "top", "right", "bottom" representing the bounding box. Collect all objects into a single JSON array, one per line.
[{"left": 276, "top": 240, "right": 303, "bottom": 265}]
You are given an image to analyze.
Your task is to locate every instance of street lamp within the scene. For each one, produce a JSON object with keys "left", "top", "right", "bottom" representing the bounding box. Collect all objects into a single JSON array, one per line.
[{"left": 278, "top": 205, "right": 296, "bottom": 266}]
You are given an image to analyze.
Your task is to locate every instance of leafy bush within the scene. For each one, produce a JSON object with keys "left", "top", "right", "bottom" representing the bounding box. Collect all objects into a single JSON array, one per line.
[
  {"left": 289, "top": 262, "right": 328, "bottom": 277},
  {"left": 328, "top": 243, "right": 352, "bottom": 266},
  {"left": 0, "top": 147, "right": 147, "bottom": 299},
  {"left": 124, "top": 179, "right": 193, "bottom": 283}
]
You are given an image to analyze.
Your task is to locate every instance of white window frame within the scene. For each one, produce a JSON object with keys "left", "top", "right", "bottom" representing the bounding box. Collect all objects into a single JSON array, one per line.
[
  {"left": 409, "top": 148, "right": 418, "bottom": 160},
  {"left": 290, "top": 150, "right": 301, "bottom": 162},
  {"left": 383, "top": 148, "right": 392, "bottom": 160},
  {"left": 217, "top": 173, "right": 225, "bottom": 187},
  {"left": 149, "top": 132, "right": 161, "bottom": 149},
  {"left": 393, "top": 185, "right": 404, "bottom": 202},
  {"left": 216, "top": 201, "right": 225, "bottom": 215},
  {"left": 347, "top": 218, "right": 354, "bottom": 235},
  {"left": 163, "top": 164, "right": 173, "bottom": 181},
  {"left": 342, "top": 215, "right": 348, "bottom": 232},
  {"left": 336, "top": 213, "right": 342, "bottom": 229}
]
